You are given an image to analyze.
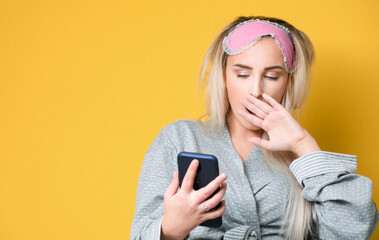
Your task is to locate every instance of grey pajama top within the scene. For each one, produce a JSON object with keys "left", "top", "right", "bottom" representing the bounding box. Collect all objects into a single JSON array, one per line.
[{"left": 131, "top": 120, "right": 378, "bottom": 239}]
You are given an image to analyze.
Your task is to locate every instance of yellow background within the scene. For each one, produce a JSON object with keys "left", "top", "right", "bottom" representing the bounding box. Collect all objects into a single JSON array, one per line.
[{"left": 1, "top": 0, "right": 378, "bottom": 239}]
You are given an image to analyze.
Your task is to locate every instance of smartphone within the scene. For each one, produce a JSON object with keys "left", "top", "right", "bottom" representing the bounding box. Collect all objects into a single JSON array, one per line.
[{"left": 177, "top": 151, "right": 222, "bottom": 228}]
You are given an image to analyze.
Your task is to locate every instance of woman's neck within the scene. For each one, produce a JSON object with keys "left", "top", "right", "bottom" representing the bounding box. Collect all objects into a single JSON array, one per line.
[{"left": 226, "top": 113, "right": 263, "bottom": 161}]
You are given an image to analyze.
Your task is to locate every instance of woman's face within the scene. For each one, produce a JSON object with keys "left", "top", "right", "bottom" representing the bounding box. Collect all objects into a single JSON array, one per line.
[{"left": 225, "top": 37, "right": 289, "bottom": 131}]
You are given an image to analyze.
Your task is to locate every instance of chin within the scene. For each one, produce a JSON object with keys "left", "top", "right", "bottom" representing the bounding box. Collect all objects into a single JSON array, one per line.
[{"left": 239, "top": 117, "right": 262, "bottom": 131}]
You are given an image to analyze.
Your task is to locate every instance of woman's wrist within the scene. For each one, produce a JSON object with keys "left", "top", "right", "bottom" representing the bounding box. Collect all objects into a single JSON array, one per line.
[
  {"left": 291, "top": 131, "right": 321, "bottom": 158},
  {"left": 160, "top": 216, "right": 188, "bottom": 240}
]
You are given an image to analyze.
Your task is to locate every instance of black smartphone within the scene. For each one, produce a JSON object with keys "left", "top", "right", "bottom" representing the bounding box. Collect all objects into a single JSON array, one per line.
[{"left": 177, "top": 151, "right": 222, "bottom": 228}]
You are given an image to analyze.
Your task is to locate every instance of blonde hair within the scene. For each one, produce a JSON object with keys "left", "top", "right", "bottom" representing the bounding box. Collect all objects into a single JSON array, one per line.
[{"left": 199, "top": 16, "right": 317, "bottom": 239}]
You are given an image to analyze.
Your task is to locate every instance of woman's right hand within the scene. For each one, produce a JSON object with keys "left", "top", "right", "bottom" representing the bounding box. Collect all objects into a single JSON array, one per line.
[{"left": 161, "top": 159, "right": 227, "bottom": 240}]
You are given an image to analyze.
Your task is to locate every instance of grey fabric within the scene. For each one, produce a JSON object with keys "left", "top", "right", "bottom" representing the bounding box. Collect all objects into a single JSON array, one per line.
[{"left": 131, "top": 120, "right": 378, "bottom": 239}]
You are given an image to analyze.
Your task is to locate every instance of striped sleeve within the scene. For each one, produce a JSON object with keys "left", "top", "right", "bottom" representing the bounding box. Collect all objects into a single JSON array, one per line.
[
  {"left": 289, "top": 151, "right": 357, "bottom": 186},
  {"left": 289, "top": 150, "right": 378, "bottom": 239}
]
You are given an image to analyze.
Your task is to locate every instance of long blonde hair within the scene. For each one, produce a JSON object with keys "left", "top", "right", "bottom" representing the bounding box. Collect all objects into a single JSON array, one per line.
[{"left": 199, "top": 16, "right": 317, "bottom": 239}]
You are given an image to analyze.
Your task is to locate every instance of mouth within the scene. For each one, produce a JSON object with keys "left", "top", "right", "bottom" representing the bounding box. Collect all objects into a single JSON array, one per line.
[{"left": 245, "top": 108, "right": 256, "bottom": 116}]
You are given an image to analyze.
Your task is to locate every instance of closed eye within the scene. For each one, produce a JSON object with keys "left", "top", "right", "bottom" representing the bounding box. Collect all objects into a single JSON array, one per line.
[
  {"left": 265, "top": 76, "right": 278, "bottom": 80},
  {"left": 237, "top": 74, "right": 249, "bottom": 78}
]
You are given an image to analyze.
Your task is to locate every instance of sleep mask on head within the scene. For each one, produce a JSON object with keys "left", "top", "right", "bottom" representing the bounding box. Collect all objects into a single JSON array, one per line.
[{"left": 222, "top": 19, "right": 296, "bottom": 73}]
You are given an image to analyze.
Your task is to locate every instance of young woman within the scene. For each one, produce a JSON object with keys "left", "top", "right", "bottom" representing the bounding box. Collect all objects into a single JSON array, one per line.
[{"left": 131, "top": 16, "right": 378, "bottom": 240}]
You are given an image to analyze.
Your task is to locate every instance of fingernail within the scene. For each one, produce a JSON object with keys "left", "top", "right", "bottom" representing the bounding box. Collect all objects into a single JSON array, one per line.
[
  {"left": 192, "top": 160, "right": 199, "bottom": 166},
  {"left": 219, "top": 173, "right": 227, "bottom": 180}
]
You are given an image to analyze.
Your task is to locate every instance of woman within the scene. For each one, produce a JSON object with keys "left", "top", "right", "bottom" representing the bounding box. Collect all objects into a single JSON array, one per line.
[{"left": 131, "top": 16, "right": 378, "bottom": 239}]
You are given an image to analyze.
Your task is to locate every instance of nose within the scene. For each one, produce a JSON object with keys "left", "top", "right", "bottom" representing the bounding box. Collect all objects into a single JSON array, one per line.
[{"left": 249, "top": 75, "right": 263, "bottom": 98}]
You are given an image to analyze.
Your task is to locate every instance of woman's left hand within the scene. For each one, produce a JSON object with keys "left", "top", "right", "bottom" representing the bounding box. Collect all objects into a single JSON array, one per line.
[{"left": 238, "top": 93, "right": 321, "bottom": 157}]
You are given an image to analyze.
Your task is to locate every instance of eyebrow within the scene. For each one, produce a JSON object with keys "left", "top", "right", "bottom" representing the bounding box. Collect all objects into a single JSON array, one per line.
[
  {"left": 233, "top": 64, "right": 252, "bottom": 70},
  {"left": 265, "top": 66, "right": 284, "bottom": 71},
  {"left": 233, "top": 64, "right": 284, "bottom": 71}
]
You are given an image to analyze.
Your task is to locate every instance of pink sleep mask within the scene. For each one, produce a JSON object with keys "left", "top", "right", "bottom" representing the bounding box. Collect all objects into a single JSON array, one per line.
[{"left": 222, "top": 19, "right": 296, "bottom": 73}]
